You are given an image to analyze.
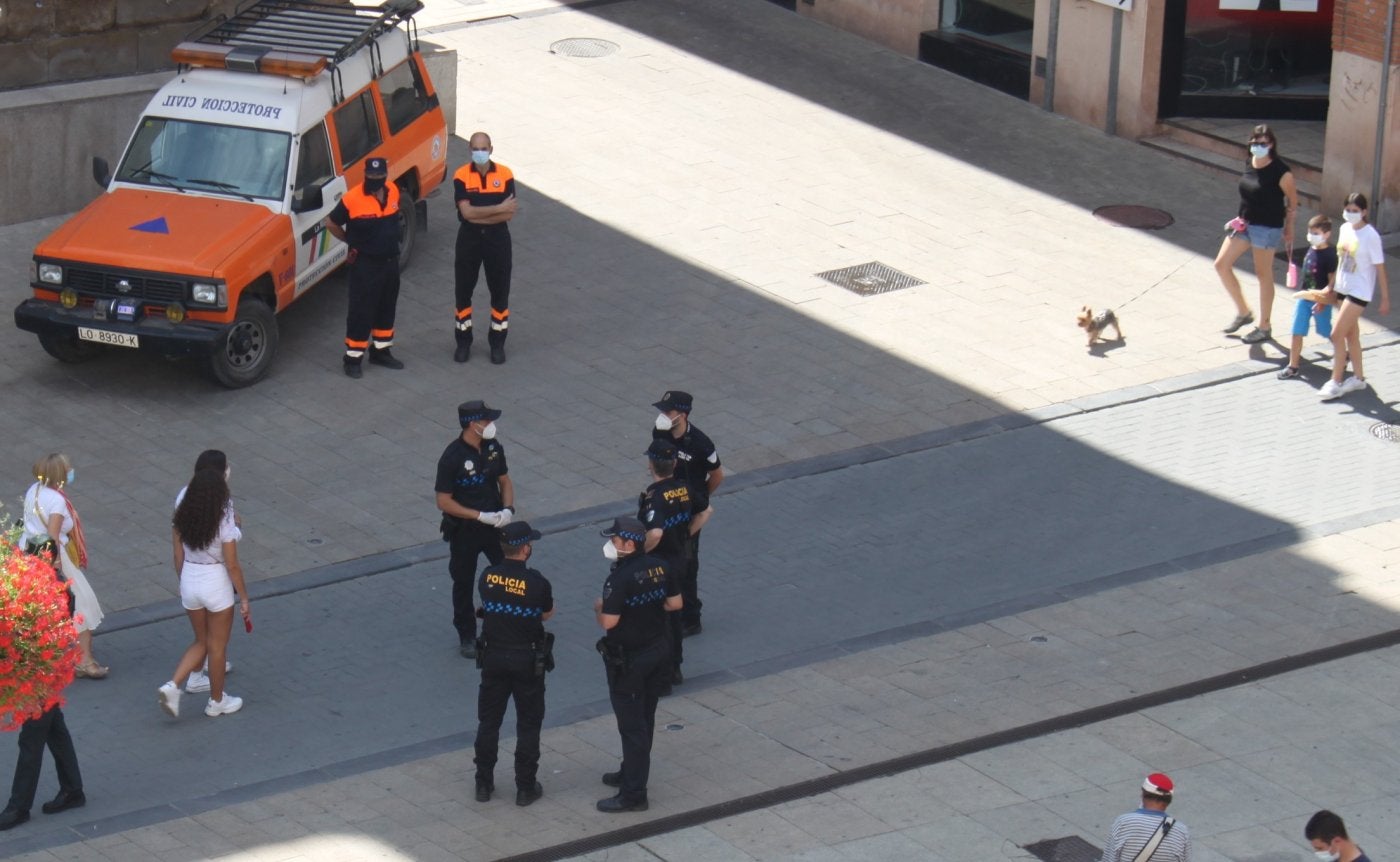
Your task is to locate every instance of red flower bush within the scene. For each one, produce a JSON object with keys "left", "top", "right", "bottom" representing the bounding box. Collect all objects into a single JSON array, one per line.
[{"left": 0, "top": 542, "right": 79, "bottom": 731}]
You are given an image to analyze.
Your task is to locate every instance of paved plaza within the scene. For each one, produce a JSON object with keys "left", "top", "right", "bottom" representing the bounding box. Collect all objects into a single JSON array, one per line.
[{"left": 0, "top": 0, "right": 1398, "bottom": 859}]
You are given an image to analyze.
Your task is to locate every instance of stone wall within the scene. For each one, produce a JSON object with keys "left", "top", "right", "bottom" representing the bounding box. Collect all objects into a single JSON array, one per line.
[{"left": 0, "top": 0, "right": 356, "bottom": 90}]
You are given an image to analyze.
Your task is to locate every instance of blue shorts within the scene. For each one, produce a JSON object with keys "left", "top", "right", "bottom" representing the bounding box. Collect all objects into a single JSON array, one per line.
[
  {"left": 1291, "top": 297, "right": 1333, "bottom": 338},
  {"left": 1244, "top": 224, "right": 1282, "bottom": 250}
]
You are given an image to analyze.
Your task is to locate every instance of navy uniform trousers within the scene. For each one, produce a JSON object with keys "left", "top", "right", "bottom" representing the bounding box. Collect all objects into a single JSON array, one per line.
[
  {"left": 473, "top": 648, "right": 545, "bottom": 790},
  {"left": 608, "top": 637, "right": 671, "bottom": 802},
  {"left": 7, "top": 706, "right": 81, "bottom": 814}
]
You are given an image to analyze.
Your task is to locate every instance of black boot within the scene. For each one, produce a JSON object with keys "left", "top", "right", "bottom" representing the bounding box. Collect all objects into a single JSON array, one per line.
[
  {"left": 454, "top": 333, "right": 472, "bottom": 363},
  {"left": 516, "top": 782, "right": 543, "bottom": 807},
  {"left": 596, "top": 793, "right": 648, "bottom": 813},
  {"left": 475, "top": 778, "right": 493, "bottom": 802},
  {"left": 368, "top": 348, "right": 404, "bottom": 370},
  {"left": 343, "top": 357, "right": 363, "bottom": 379},
  {"left": 488, "top": 333, "right": 506, "bottom": 365}
]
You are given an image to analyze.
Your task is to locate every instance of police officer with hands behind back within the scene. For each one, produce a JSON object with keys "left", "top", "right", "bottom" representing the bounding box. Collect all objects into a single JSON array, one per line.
[
  {"left": 472, "top": 521, "right": 553, "bottom": 808},
  {"left": 594, "top": 516, "right": 681, "bottom": 813},
  {"left": 324, "top": 157, "right": 405, "bottom": 379},
  {"left": 651, "top": 391, "right": 723, "bottom": 637},
  {"left": 638, "top": 440, "right": 709, "bottom": 691},
  {"left": 435, "top": 401, "right": 514, "bottom": 659}
]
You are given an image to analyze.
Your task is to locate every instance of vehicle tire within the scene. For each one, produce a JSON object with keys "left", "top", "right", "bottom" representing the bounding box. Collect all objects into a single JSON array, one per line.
[
  {"left": 208, "top": 299, "right": 278, "bottom": 388},
  {"left": 397, "top": 190, "right": 419, "bottom": 273},
  {"left": 37, "top": 331, "right": 102, "bottom": 363}
]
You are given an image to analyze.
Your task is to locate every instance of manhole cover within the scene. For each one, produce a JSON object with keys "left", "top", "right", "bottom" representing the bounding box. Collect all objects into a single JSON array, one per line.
[
  {"left": 550, "top": 38, "right": 619, "bottom": 58},
  {"left": 816, "top": 261, "right": 925, "bottom": 297},
  {"left": 1092, "top": 205, "right": 1175, "bottom": 230},
  {"left": 1024, "top": 836, "right": 1102, "bottom": 862},
  {"left": 1370, "top": 423, "right": 1400, "bottom": 442}
]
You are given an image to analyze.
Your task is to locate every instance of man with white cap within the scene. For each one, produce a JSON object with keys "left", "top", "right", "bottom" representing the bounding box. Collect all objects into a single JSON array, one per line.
[{"left": 1100, "top": 773, "right": 1192, "bottom": 862}]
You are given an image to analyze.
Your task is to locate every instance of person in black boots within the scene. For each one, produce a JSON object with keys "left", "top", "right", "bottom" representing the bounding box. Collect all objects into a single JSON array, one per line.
[
  {"left": 594, "top": 516, "right": 680, "bottom": 813},
  {"left": 452, "top": 131, "right": 517, "bottom": 365},
  {"left": 472, "top": 521, "right": 553, "bottom": 807},
  {"left": 325, "top": 156, "right": 406, "bottom": 378}
]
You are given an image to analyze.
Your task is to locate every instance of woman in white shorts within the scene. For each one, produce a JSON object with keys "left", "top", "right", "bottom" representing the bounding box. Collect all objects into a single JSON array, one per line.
[
  {"left": 173, "top": 449, "right": 238, "bottom": 695},
  {"left": 1321, "top": 192, "right": 1391, "bottom": 401},
  {"left": 159, "top": 468, "right": 250, "bottom": 718},
  {"left": 20, "top": 453, "right": 108, "bottom": 678}
]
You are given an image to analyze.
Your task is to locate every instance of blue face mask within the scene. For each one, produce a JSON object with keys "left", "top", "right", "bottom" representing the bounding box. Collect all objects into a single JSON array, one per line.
[
  {"left": 1249, "top": 144, "right": 1270, "bottom": 158},
  {"left": 65, "top": 468, "right": 75, "bottom": 485},
  {"left": 471, "top": 149, "right": 491, "bottom": 167}
]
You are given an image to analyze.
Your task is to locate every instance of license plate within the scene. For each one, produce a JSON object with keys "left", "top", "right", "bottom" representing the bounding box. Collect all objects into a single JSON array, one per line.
[{"left": 77, "top": 327, "right": 139, "bottom": 348}]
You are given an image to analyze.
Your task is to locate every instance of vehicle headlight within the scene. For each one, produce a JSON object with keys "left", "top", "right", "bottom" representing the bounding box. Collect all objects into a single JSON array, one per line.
[
  {"left": 38, "top": 263, "right": 63, "bottom": 285},
  {"left": 191, "top": 282, "right": 226, "bottom": 306}
]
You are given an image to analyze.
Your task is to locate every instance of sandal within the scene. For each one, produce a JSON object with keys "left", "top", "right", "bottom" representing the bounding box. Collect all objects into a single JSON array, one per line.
[
  {"left": 1223, "top": 312, "right": 1254, "bottom": 334},
  {"left": 1277, "top": 366, "right": 1300, "bottom": 380},
  {"left": 1241, "top": 327, "right": 1271, "bottom": 344},
  {"left": 75, "top": 662, "right": 109, "bottom": 679}
]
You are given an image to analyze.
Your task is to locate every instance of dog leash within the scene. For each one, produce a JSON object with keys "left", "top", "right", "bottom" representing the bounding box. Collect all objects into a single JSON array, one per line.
[{"left": 1117, "top": 258, "right": 1192, "bottom": 311}]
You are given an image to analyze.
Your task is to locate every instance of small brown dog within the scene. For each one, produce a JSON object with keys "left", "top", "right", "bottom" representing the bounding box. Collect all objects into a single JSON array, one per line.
[{"left": 1077, "top": 306, "right": 1123, "bottom": 346}]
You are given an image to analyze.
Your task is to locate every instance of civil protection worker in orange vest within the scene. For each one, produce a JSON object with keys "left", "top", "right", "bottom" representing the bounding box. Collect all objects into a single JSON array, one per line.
[
  {"left": 452, "top": 131, "right": 518, "bottom": 365},
  {"left": 324, "top": 157, "right": 405, "bottom": 379}
]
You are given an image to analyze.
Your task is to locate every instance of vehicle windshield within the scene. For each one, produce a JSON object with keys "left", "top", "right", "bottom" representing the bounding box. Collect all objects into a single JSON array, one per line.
[{"left": 115, "top": 117, "right": 291, "bottom": 201}]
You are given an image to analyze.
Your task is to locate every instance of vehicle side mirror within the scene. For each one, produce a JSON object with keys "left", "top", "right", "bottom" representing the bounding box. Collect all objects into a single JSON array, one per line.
[
  {"left": 92, "top": 157, "right": 111, "bottom": 188},
  {"left": 292, "top": 183, "right": 324, "bottom": 213}
]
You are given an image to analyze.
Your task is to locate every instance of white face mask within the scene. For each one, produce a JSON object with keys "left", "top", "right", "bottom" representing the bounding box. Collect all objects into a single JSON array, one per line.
[
  {"left": 654, "top": 413, "right": 673, "bottom": 431},
  {"left": 1307, "top": 232, "right": 1325, "bottom": 247},
  {"left": 1314, "top": 850, "right": 1339, "bottom": 862},
  {"left": 602, "top": 541, "right": 619, "bottom": 561},
  {"left": 480, "top": 421, "right": 498, "bottom": 440},
  {"left": 1249, "top": 143, "right": 1270, "bottom": 158},
  {"left": 1342, "top": 210, "right": 1363, "bottom": 225}
]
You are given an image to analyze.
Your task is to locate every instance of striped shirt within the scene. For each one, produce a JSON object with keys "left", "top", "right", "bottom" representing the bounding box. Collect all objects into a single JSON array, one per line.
[{"left": 1102, "top": 809, "right": 1191, "bottom": 862}]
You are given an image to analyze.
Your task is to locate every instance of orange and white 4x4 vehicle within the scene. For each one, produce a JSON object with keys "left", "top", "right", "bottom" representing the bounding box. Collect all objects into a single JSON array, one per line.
[{"left": 15, "top": 0, "right": 447, "bottom": 387}]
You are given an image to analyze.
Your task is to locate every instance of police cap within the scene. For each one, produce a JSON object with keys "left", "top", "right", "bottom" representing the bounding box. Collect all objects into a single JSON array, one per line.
[
  {"left": 365, "top": 157, "right": 388, "bottom": 175},
  {"left": 645, "top": 439, "right": 678, "bottom": 461},
  {"left": 458, "top": 400, "right": 502, "bottom": 426},
  {"left": 601, "top": 516, "right": 646, "bottom": 543},
  {"left": 501, "top": 521, "right": 541, "bottom": 546},
  {"left": 652, "top": 390, "right": 693, "bottom": 413}
]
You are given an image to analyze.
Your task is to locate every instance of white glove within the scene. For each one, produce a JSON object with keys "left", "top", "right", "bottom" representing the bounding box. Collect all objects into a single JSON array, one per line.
[
  {"left": 495, "top": 508, "right": 514, "bottom": 527},
  {"left": 477, "top": 511, "right": 504, "bottom": 527}
]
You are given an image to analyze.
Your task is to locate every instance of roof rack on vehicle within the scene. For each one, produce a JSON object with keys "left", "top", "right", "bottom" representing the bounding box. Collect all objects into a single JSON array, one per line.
[{"left": 189, "top": 0, "right": 424, "bottom": 68}]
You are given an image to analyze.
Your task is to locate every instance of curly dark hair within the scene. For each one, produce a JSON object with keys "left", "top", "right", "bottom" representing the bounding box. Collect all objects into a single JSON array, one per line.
[{"left": 173, "top": 468, "right": 230, "bottom": 552}]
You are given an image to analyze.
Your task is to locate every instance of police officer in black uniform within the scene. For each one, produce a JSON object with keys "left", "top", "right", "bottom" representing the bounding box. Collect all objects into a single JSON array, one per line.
[
  {"left": 638, "top": 440, "right": 710, "bottom": 691},
  {"left": 651, "top": 391, "right": 723, "bottom": 637},
  {"left": 324, "top": 156, "right": 405, "bottom": 378},
  {"left": 594, "top": 516, "right": 680, "bottom": 813},
  {"left": 435, "top": 401, "right": 515, "bottom": 658},
  {"left": 472, "top": 520, "right": 553, "bottom": 807}
]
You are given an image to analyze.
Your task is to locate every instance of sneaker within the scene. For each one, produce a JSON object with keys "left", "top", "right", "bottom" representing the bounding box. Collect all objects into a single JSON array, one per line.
[
  {"left": 158, "top": 681, "right": 181, "bottom": 718},
  {"left": 205, "top": 693, "right": 243, "bottom": 717},
  {"left": 1223, "top": 311, "right": 1254, "bottom": 334},
  {"left": 1277, "top": 366, "right": 1301, "bottom": 380},
  {"left": 1319, "top": 379, "right": 1345, "bottom": 400},
  {"left": 1241, "top": 327, "right": 1271, "bottom": 344},
  {"left": 1339, "top": 376, "right": 1369, "bottom": 395},
  {"left": 186, "top": 661, "right": 233, "bottom": 693}
]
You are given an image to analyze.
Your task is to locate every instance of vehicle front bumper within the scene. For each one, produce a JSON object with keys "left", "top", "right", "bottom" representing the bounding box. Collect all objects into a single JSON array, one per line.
[{"left": 14, "top": 299, "right": 226, "bottom": 356}]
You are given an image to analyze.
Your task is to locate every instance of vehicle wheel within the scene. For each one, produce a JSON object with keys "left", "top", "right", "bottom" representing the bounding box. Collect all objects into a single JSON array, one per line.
[
  {"left": 208, "top": 299, "right": 278, "bottom": 388},
  {"left": 397, "top": 189, "right": 419, "bottom": 273},
  {"left": 37, "top": 331, "right": 102, "bottom": 363}
]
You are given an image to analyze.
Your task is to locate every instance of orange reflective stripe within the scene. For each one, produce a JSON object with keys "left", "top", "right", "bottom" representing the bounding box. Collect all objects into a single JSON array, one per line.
[
  {"left": 370, "top": 329, "right": 394, "bottom": 339},
  {"left": 345, "top": 338, "right": 370, "bottom": 349},
  {"left": 490, "top": 308, "right": 509, "bottom": 320},
  {"left": 455, "top": 307, "right": 473, "bottom": 319}
]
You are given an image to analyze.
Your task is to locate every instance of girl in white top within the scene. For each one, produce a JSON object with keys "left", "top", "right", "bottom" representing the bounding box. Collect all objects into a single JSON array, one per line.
[
  {"left": 20, "top": 453, "right": 107, "bottom": 678},
  {"left": 1321, "top": 192, "right": 1391, "bottom": 400},
  {"left": 172, "top": 449, "right": 239, "bottom": 695},
  {"left": 158, "top": 468, "right": 250, "bottom": 719}
]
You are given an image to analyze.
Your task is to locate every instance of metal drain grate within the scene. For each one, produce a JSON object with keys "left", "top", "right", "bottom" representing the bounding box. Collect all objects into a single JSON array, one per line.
[
  {"left": 1092, "top": 204, "right": 1175, "bottom": 230},
  {"left": 817, "top": 261, "right": 925, "bottom": 297},
  {"left": 550, "top": 37, "right": 620, "bottom": 58},
  {"left": 1024, "top": 836, "right": 1102, "bottom": 862},
  {"left": 1371, "top": 423, "right": 1400, "bottom": 442}
]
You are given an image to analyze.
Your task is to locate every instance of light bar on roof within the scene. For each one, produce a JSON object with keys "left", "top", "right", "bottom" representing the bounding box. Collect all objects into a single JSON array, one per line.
[{"left": 170, "top": 41, "right": 328, "bottom": 78}]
